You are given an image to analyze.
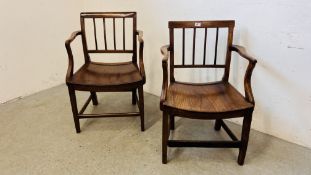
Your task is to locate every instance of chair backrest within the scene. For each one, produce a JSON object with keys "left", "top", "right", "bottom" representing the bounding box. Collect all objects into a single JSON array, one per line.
[
  {"left": 168, "top": 20, "right": 235, "bottom": 82},
  {"left": 80, "top": 12, "right": 137, "bottom": 63}
]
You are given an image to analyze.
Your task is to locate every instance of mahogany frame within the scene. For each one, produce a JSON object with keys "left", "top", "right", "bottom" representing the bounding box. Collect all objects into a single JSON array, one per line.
[
  {"left": 65, "top": 12, "right": 145, "bottom": 133},
  {"left": 160, "top": 20, "right": 257, "bottom": 165}
]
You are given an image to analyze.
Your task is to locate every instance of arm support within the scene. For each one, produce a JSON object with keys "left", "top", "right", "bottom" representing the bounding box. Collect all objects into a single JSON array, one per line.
[
  {"left": 65, "top": 31, "right": 81, "bottom": 82},
  {"left": 137, "top": 30, "right": 146, "bottom": 82},
  {"left": 160, "top": 45, "right": 170, "bottom": 105},
  {"left": 230, "top": 45, "right": 257, "bottom": 104}
]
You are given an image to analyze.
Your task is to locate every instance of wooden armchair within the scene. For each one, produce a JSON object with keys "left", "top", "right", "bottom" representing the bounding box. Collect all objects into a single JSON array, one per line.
[
  {"left": 160, "top": 21, "right": 257, "bottom": 165},
  {"left": 65, "top": 12, "right": 145, "bottom": 133}
]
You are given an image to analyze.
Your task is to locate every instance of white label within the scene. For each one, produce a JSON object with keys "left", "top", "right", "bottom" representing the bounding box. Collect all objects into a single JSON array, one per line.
[{"left": 194, "top": 22, "right": 202, "bottom": 27}]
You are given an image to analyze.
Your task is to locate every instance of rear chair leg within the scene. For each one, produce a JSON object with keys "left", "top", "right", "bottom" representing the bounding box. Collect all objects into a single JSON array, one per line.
[
  {"left": 238, "top": 112, "right": 253, "bottom": 165},
  {"left": 214, "top": 119, "right": 222, "bottom": 131},
  {"left": 138, "top": 87, "right": 144, "bottom": 131},
  {"left": 132, "top": 89, "right": 137, "bottom": 105},
  {"left": 162, "top": 112, "right": 169, "bottom": 164},
  {"left": 90, "top": 91, "right": 98, "bottom": 105},
  {"left": 169, "top": 115, "right": 175, "bottom": 130},
  {"left": 68, "top": 87, "right": 81, "bottom": 133}
]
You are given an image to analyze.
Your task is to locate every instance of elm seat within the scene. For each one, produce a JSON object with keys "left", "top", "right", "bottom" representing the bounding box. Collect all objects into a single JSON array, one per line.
[
  {"left": 163, "top": 82, "right": 253, "bottom": 114},
  {"left": 69, "top": 61, "right": 144, "bottom": 87}
]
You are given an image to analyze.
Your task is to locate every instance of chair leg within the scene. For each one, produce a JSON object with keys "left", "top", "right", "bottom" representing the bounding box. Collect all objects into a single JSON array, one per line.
[
  {"left": 90, "top": 91, "right": 98, "bottom": 105},
  {"left": 214, "top": 119, "right": 222, "bottom": 131},
  {"left": 138, "top": 86, "right": 145, "bottom": 131},
  {"left": 169, "top": 115, "right": 175, "bottom": 130},
  {"left": 68, "top": 87, "right": 81, "bottom": 133},
  {"left": 132, "top": 89, "right": 137, "bottom": 105},
  {"left": 162, "top": 111, "right": 169, "bottom": 164},
  {"left": 238, "top": 112, "right": 253, "bottom": 165}
]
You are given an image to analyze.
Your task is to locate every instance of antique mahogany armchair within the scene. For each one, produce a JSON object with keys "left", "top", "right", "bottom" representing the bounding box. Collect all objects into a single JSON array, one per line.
[
  {"left": 160, "top": 21, "right": 257, "bottom": 165},
  {"left": 65, "top": 12, "right": 145, "bottom": 133}
]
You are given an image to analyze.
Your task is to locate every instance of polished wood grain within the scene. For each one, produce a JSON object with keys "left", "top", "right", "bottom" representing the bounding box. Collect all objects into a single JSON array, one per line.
[
  {"left": 164, "top": 82, "right": 253, "bottom": 113},
  {"left": 65, "top": 12, "right": 145, "bottom": 133},
  {"left": 68, "top": 62, "right": 144, "bottom": 89},
  {"left": 160, "top": 20, "right": 257, "bottom": 165}
]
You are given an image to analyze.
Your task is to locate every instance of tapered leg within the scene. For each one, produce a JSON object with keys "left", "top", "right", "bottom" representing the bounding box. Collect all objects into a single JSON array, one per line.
[
  {"left": 214, "top": 119, "right": 222, "bottom": 131},
  {"left": 132, "top": 89, "right": 137, "bottom": 105},
  {"left": 169, "top": 115, "right": 175, "bottom": 130},
  {"left": 138, "top": 86, "right": 144, "bottom": 131},
  {"left": 238, "top": 112, "right": 253, "bottom": 165},
  {"left": 68, "top": 87, "right": 80, "bottom": 133},
  {"left": 162, "top": 111, "right": 169, "bottom": 164},
  {"left": 90, "top": 91, "right": 98, "bottom": 105}
]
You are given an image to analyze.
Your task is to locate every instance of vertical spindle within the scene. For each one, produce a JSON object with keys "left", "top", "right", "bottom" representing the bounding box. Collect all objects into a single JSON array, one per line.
[
  {"left": 123, "top": 17, "right": 125, "bottom": 50},
  {"left": 182, "top": 28, "right": 185, "bottom": 65},
  {"left": 113, "top": 18, "right": 116, "bottom": 50},
  {"left": 192, "top": 28, "right": 196, "bottom": 65},
  {"left": 214, "top": 27, "right": 219, "bottom": 65},
  {"left": 93, "top": 18, "right": 98, "bottom": 50},
  {"left": 103, "top": 18, "right": 107, "bottom": 50},
  {"left": 203, "top": 28, "right": 207, "bottom": 65}
]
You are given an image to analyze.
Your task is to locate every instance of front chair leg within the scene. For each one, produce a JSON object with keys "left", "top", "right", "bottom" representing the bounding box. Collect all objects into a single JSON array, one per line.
[
  {"left": 68, "top": 87, "right": 81, "bottom": 133},
  {"left": 138, "top": 87, "right": 145, "bottom": 131},
  {"left": 238, "top": 112, "right": 253, "bottom": 165},
  {"left": 90, "top": 91, "right": 98, "bottom": 105},
  {"left": 132, "top": 89, "right": 137, "bottom": 105},
  {"left": 162, "top": 111, "right": 169, "bottom": 164},
  {"left": 169, "top": 115, "right": 175, "bottom": 130}
]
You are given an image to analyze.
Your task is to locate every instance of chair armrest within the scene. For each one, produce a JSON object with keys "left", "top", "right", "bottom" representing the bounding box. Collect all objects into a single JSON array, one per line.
[
  {"left": 136, "top": 30, "right": 145, "bottom": 82},
  {"left": 160, "top": 45, "right": 170, "bottom": 105},
  {"left": 230, "top": 45, "right": 257, "bottom": 64},
  {"left": 65, "top": 31, "right": 81, "bottom": 82},
  {"left": 137, "top": 30, "right": 144, "bottom": 43},
  {"left": 230, "top": 45, "right": 257, "bottom": 104}
]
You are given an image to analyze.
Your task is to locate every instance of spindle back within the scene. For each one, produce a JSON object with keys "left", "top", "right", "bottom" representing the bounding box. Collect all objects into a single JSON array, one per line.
[
  {"left": 80, "top": 12, "right": 137, "bottom": 63},
  {"left": 168, "top": 20, "right": 235, "bottom": 82}
]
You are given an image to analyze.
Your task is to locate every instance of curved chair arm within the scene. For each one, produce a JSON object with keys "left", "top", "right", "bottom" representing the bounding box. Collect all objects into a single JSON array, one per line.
[
  {"left": 160, "top": 45, "right": 170, "bottom": 105},
  {"left": 230, "top": 45, "right": 257, "bottom": 104},
  {"left": 137, "top": 30, "right": 146, "bottom": 82},
  {"left": 65, "top": 31, "right": 82, "bottom": 82}
]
